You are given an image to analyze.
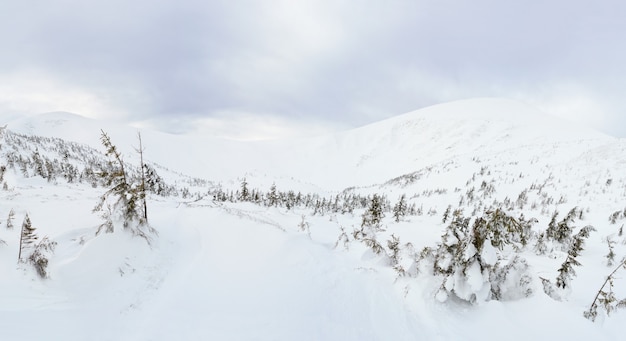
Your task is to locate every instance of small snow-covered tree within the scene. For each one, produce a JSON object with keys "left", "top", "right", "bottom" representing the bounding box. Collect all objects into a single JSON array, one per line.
[
  {"left": 387, "top": 234, "right": 401, "bottom": 265},
  {"left": 143, "top": 163, "right": 166, "bottom": 195},
  {"left": 31, "top": 149, "right": 47, "bottom": 179},
  {"left": 481, "top": 209, "right": 535, "bottom": 250},
  {"left": 392, "top": 194, "right": 407, "bottom": 222},
  {"left": 93, "top": 130, "right": 154, "bottom": 241},
  {"left": 605, "top": 236, "right": 617, "bottom": 267},
  {"left": 239, "top": 178, "right": 249, "bottom": 202},
  {"left": 609, "top": 209, "right": 624, "bottom": 224},
  {"left": 534, "top": 231, "right": 548, "bottom": 255},
  {"left": 6, "top": 208, "right": 15, "bottom": 229},
  {"left": 442, "top": 205, "right": 452, "bottom": 224},
  {"left": 361, "top": 194, "right": 385, "bottom": 233},
  {"left": 334, "top": 226, "right": 350, "bottom": 250},
  {"left": 18, "top": 213, "right": 38, "bottom": 262},
  {"left": 29, "top": 237, "right": 57, "bottom": 278},
  {"left": 268, "top": 183, "right": 278, "bottom": 207},
  {"left": 555, "top": 225, "right": 595, "bottom": 289},
  {"left": 545, "top": 208, "right": 579, "bottom": 247},
  {"left": 584, "top": 259, "right": 626, "bottom": 322},
  {"left": 545, "top": 211, "right": 559, "bottom": 240},
  {"left": 298, "top": 215, "right": 310, "bottom": 238},
  {"left": 386, "top": 234, "right": 409, "bottom": 276},
  {"left": 17, "top": 214, "right": 56, "bottom": 278}
]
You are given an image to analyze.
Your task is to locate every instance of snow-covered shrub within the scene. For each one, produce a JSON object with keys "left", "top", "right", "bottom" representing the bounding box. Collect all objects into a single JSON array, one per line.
[
  {"left": 427, "top": 209, "right": 536, "bottom": 304},
  {"left": 534, "top": 232, "right": 548, "bottom": 255},
  {"left": 363, "top": 237, "right": 385, "bottom": 256},
  {"left": 477, "top": 209, "right": 535, "bottom": 250},
  {"left": 489, "top": 255, "right": 533, "bottom": 301},
  {"left": 29, "top": 237, "right": 57, "bottom": 278},
  {"left": 385, "top": 236, "right": 421, "bottom": 278},
  {"left": 605, "top": 236, "right": 617, "bottom": 267},
  {"left": 609, "top": 208, "right": 625, "bottom": 224},
  {"left": 387, "top": 234, "right": 401, "bottom": 265},
  {"left": 298, "top": 215, "right": 310, "bottom": 238},
  {"left": 441, "top": 205, "right": 452, "bottom": 223},
  {"left": 555, "top": 225, "right": 595, "bottom": 289},
  {"left": 17, "top": 214, "right": 57, "bottom": 278},
  {"left": 584, "top": 259, "right": 626, "bottom": 322},
  {"left": 545, "top": 208, "right": 580, "bottom": 247},
  {"left": 334, "top": 226, "right": 350, "bottom": 250},
  {"left": 540, "top": 224, "right": 595, "bottom": 301},
  {"left": 361, "top": 193, "right": 385, "bottom": 233},
  {"left": 537, "top": 207, "right": 586, "bottom": 255},
  {"left": 6, "top": 208, "right": 15, "bottom": 229}
]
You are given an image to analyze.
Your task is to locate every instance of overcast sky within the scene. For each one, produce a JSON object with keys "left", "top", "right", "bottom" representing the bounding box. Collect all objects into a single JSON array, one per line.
[{"left": 1, "top": 0, "right": 626, "bottom": 139}]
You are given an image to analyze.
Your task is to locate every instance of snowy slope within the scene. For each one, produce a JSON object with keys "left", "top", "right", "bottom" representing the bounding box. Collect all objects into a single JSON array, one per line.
[
  {"left": 7, "top": 98, "right": 615, "bottom": 191},
  {"left": 2, "top": 98, "right": 626, "bottom": 340}
]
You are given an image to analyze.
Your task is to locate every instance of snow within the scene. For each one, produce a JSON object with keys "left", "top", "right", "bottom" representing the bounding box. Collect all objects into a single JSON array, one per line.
[
  {"left": 480, "top": 240, "right": 498, "bottom": 266},
  {"left": 132, "top": 205, "right": 422, "bottom": 340},
  {"left": 1, "top": 97, "right": 625, "bottom": 340},
  {"left": 9, "top": 98, "right": 613, "bottom": 191}
]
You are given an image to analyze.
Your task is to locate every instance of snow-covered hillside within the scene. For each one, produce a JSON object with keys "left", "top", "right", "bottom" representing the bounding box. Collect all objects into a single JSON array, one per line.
[
  {"left": 1, "top": 98, "right": 625, "bottom": 340},
  {"left": 9, "top": 98, "right": 614, "bottom": 190}
]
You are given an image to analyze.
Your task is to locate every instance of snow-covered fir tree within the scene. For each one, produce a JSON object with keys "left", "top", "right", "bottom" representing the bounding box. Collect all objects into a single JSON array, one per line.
[
  {"left": 545, "top": 208, "right": 580, "bottom": 247},
  {"left": 428, "top": 209, "right": 535, "bottom": 304},
  {"left": 6, "top": 208, "right": 15, "bottom": 229},
  {"left": 93, "top": 130, "right": 154, "bottom": 241},
  {"left": 361, "top": 193, "right": 385, "bottom": 233},
  {"left": 16, "top": 214, "right": 56, "bottom": 278},
  {"left": 393, "top": 194, "right": 407, "bottom": 222},
  {"left": 29, "top": 236, "right": 57, "bottom": 278},
  {"left": 239, "top": 178, "right": 249, "bottom": 201},
  {"left": 555, "top": 225, "right": 595, "bottom": 289},
  {"left": 18, "top": 213, "right": 38, "bottom": 262},
  {"left": 267, "top": 183, "right": 278, "bottom": 207}
]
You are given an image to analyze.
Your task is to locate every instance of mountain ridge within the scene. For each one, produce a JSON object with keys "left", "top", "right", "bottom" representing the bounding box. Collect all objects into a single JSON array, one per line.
[{"left": 6, "top": 98, "right": 617, "bottom": 191}]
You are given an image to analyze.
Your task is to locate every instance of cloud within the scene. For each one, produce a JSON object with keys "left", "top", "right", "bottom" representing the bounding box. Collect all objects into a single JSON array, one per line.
[
  {"left": 133, "top": 109, "right": 344, "bottom": 141},
  {"left": 1, "top": 0, "right": 625, "bottom": 137},
  {"left": 0, "top": 69, "right": 130, "bottom": 120}
]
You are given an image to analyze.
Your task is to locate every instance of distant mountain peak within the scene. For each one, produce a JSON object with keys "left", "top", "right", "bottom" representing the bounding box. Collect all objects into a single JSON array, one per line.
[
  {"left": 371, "top": 97, "right": 597, "bottom": 133},
  {"left": 2, "top": 97, "right": 616, "bottom": 190}
]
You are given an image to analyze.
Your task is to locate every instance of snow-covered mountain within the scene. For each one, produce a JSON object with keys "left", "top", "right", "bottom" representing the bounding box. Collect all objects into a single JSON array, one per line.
[
  {"left": 7, "top": 98, "right": 617, "bottom": 190},
  {"left": 1, "top": 98, "right": 625, "bottom": 340}
]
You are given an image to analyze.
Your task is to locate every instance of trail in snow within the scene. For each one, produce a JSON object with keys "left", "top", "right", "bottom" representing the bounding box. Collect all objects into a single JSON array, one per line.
[{"left": 129, "top": 204, "right": 423, "bottom": 340}]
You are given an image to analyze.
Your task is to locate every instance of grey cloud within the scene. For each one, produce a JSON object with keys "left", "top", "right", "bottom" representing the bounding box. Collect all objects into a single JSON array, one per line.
[{"left": 1, "top": 0, "right": 626, "bottom": 137}]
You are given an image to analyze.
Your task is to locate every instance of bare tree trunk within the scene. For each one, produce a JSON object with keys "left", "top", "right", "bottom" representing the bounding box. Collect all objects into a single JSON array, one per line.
[
  {"left": 17, "top": 219, "right": 24, "bottom": 262},
  {"left": 136, "top": 131, "right": 148, "bottom": 222}
]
